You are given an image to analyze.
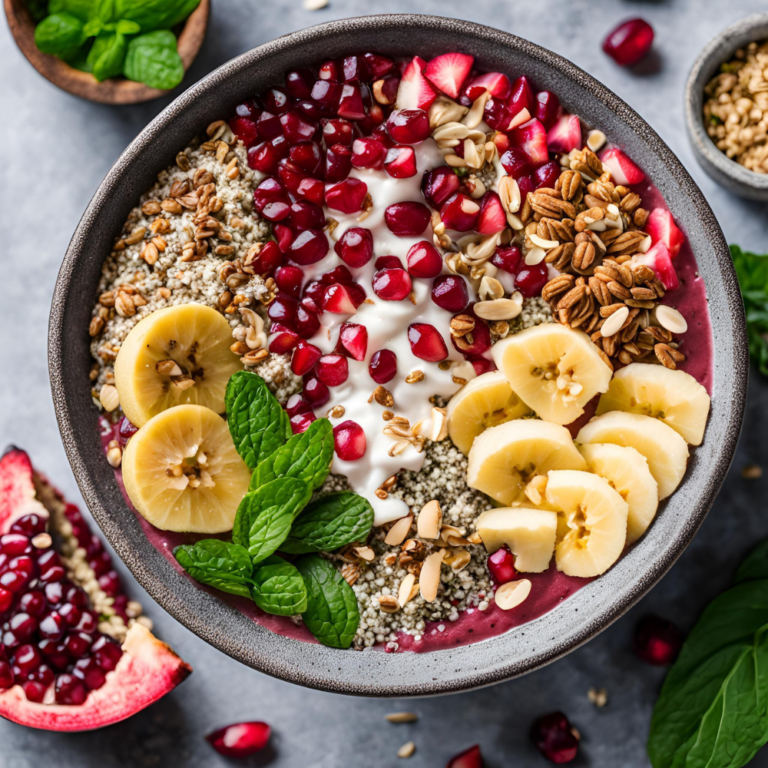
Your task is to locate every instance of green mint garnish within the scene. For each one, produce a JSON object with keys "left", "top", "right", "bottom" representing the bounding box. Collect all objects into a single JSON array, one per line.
[
  {"left": 34, "top": 13, "right": 87, "bottom": 55},
  {"left": 251, "top": 555, "right": 309, "bottom": 616},
  {"left": 123, "top": 31, "right": 184, "bottom": 90},
  {"left": 173, "top": 539, "right": 254, "bottom": 599},
  {"left": 730, "top": 245, "right": 768, "bottom": 375}
]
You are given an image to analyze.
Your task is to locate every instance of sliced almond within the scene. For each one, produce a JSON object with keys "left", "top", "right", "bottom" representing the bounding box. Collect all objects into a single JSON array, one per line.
[
  {"left": 494, "top": 579, "right": 532, "bottom": 611},
  {"left": 398, "top": 573, "right": 417, "bottom": 607},
  {"left": 524, "top": 246, "right": 546, "bottom": 266},
  {"left": 655, "top": 305, "right": 688, "bottom": 334},
  {"left": 417, "top": 500, "right": 442, "bottom": 540},
  {"left": 419, "top": 550, "right": 445, "bottom": 603},
  {"left": 354, "top": 546, "right": 375, "bottom": 562},
  {"left": 529, "top": 233, "right": 559, "bottom": 250},
  {"left": 397, "top": 741, "right": 416, "bottom": 759},
  {"left": 638, "top": 235, "right": 653, "bottom": 253},
  {"left": 474, "top": 299, "right": 523, "bottom": 321},
  {"left": 385, "top": 515, "right": 413, "bottom": 546},
  {"left": 600, "top": 305, "right": 629, "bottom": 338},
  {"left": 99, "top": 384, "right": 119, "bottom": 412},
  {"left": 386, "top": 712, "right": 419, "bottom": 724}
]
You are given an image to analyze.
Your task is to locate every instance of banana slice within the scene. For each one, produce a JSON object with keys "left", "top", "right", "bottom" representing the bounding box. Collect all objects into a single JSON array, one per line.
[
  {"left": 476, "top": 506, "right": 557, "bottom": 573},
  {"left": 492, "top": 323, "right": 612, "bottom": 425},
  {"left": 467, "top": 419, "right": 586, "bottom": 506},
  {"left": 446, "top": 371, "right": 532, "bottom": 455},
  {"left": 576, "top": 411, "right": 688, "bottom": 500},
  {"left": 596, "top": 362, "right": 711, "bottom": 446},
  {"left": 115, "top": 303, "right": 242, "bottom": 428},
  {"left": 547, "top": 470, "right": 628, "bottom": 578},
  {"left": 122, "top": 404, "right": 251, "bottom": 533},
  {"left": 579, "top": 444, "right": 658, "bottom": 545}
]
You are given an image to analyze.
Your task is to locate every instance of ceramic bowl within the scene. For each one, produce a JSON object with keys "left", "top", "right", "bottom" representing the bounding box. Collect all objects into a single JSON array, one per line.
[
  {"left": 686, "top": 12, "right": 768, "bottom": 200},
  {"left": 49, "top": 14, "right": 747, "bottom": 696}
]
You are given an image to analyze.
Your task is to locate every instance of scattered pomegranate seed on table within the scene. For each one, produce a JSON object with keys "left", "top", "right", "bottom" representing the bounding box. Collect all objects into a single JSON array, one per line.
[
  {"left": 634, "top": 615, "right": 683, "bottom": 665},
  {"left": 447, "top": 744, "right": 484, "bottom": 768},
  {"left": 530, "top": 712, "right": 580, "bottom": 763},
  {"left": 206, "top": 721, "right": 271, "bottom": 758},
  {"left": 602, "top": 18, "right": 655, "bottom": 66}
]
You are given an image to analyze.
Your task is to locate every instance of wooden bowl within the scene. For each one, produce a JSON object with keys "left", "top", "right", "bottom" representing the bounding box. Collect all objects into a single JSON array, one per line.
[{"left": 4, "top": 0, "right": 210, "bottom": 104}]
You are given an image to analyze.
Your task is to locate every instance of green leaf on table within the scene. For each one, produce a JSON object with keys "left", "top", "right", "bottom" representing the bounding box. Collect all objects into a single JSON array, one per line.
[
  {"left": 87, "top": 31, "right": 127, "bottom": 81},
  {"left": 123, "top": 31, "right": 184, "bottom": 90},
  {"left": 735, "top": 540, "right": 768, "bottom": 585},
  {"left": 296, "top": 554, "right": 359, "bottom": 649},
  {"left": 232, "top": 477, "right": 312, "bottom": 564},
  {"left": 48, "top": 0, "right": 97, "bottom": 22},
  {"left": 174, "top": 539, "right": 254, "bottom": 599},
  {"left": 731, "top": 244, "right": 768, "bottom": 375},
  {"left": 250, "top": 418, "right": 334, "bottom": 492},
  {"left": 280, "top": 492, "right": 374, "bottom": 554},
  {"left": 251, "top": 555, "right": 308, "bottom": 616},
  {"left": 34, "top": 13, "right": 87, "bottom": 55},
  {"left": 114, "top": 0, "right": 201, "bottom": 31},
  {"left": 648, "top": 566, "right": 768, "bottom": 768},
  {"left": 225, "top": 371, "right": 291, "bottom": 470}
]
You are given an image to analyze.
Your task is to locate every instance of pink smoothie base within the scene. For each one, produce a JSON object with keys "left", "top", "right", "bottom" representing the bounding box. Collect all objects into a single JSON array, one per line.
[{"left": 98, "top": 178, "right": 713, "bottom": 654}]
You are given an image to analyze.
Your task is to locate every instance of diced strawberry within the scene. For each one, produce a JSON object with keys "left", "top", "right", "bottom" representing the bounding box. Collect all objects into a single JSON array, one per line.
[
  {"left": 632, "top": 242, "right": 679, "bottom": 291},
  {"left": 475, "top": 192, "right": 507, "bottom": 235},
  {"left": 396, "top": 56, "right": 437, "bottom": 111},
  {"left": 423, "top": 53, "right": 474, "bottom": 99},
  {"left": 509, "top": 118, "right": 549, "bottom": 165},
  {"left": 645, "top": 208, "right": 685, "bottom": 258},
  {"left": 547, "top": 114, "right": 582, "bottom": 154},
  {"left": 464, "top": 72, "right": 511, "bottom": 102},
  {"left": 601, "top": 147, "right": 645, "bottom": 185}
]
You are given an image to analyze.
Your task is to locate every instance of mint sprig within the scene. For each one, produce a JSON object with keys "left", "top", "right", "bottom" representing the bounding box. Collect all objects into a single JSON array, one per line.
[
  {"left": 251, "top": 555, "right": 308, "bottom": 616},
  {"left": 731, "top": 244, "right": 768, "bottom": 375},
  {"left": 174, "top": 540, "right": 253, "bottom": 599}
]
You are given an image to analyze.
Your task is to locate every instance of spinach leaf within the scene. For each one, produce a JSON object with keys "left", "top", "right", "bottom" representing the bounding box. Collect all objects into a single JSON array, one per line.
[
  {"left": 34, "top": 13, "right": 87, "bottom": 55},
  {"left": 123, "top": 31, "right": 184, "bottom": 90},
  {"left": 174, "top": 539, "right": 253, "bottom": 599},
  {"left": 296, "top": 554, "right": 359, "bottom": 649},
  {"left": 250, "top": 418, "right": 334, "bottom": 492},
  {"left": 648, "top": 566, "right": 768, "bottom": 768},
  {"left": 225, "top": 371, "right": 291, "bottom": 470},
  {"left": 48, "top": 0, "right": 96, "bottom": 22},
  {"left": 114, "top": 0, "right": 201, "bottom": 31},
  {"left": 232, "top": 477, "right": 312, "bottom": 564},
  {"left": 731, "top": 244, "right": 768, "bottom": 375},
  {"left": 280, "top": 492, "right": 374, "bottom": 554},
  {"left": 95, "top": 0, "right": 115, "bottom": 23},
  {"left": 251, "top": 555, "right": 308, "bottom": 616},
  {"left": 87, "top": 31, "right": 127, "bottom": 81},
  {"left": 735, "top": 539, "right": 768, "bottom": 585}
]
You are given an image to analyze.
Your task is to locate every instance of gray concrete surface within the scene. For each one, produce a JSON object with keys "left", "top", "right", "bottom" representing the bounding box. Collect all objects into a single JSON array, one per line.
[{"left": 2, "top": 0, "right": 768, "bottom": 765}]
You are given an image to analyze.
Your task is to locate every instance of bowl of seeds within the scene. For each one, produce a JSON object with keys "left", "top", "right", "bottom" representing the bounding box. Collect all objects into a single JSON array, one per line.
[{"left": 686, "top": 13, "right": 768, "bottom": 199}]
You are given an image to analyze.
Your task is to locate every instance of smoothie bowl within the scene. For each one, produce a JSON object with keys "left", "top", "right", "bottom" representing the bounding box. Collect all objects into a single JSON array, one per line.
[{"left": 49, "top": 15, "right": 746, "bottom": 696}]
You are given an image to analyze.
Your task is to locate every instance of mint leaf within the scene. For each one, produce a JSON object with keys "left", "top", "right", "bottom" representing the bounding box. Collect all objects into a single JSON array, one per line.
[
  {"left": 251, "top": 555, "right": 308, "bottom": 616},
  {"left": 123, "top": 31, "right": 184, "bottom": 90},
  {"left": 116, "top": 19, "right": 141, "bottom": 34},
  {"left": 225, "top": 372, "right": 291, "bottom": 470},
  {"left": 250, "top": 418, "right": 333, "bottom": 492},
  {"left": 731, "top": 244, "right": 768, "bottom": 376},
  {"left": 48, "top": 0, "right": 97, "bottom": 22},
  {"left": 114, "top": 0, "right": 201, "bottom": 31},
  {"left": 35, "top": 13, "right": 87, "bottom": 55},
  {"left": 87, "top": 31, "right": 127, "bottom": 81},
  {"left": 296, "top": 555, "right": 359, "bottom": 649},
  {"left": 174, "top": 539, "right": 253, "bottom": 599},
  {"left": 280, "top": 492, "right": 374, "bottom": 554},
  {"left": 232, "top": 477, "right": 312, "bottom": 564}
]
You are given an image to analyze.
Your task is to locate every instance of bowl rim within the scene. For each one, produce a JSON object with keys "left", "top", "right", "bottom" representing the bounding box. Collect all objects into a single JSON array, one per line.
[
  {"left": 685, "top": 11, "right": 768, "bottom": 191},
  {"left": 49, "top": 13, "right": 748, "bottom": 697}
]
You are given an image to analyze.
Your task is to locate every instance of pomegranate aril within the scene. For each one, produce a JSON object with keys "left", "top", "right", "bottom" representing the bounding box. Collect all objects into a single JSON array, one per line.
[
  {"left": 288, "top": 141, "right": 322, "bottom": 175},
  {"left": 316, "top": 355, "right": 349, "bottom": 387},
  {"left": 475, "top": 191, "right": 507, "bottom": 235},
  {"left": 228, "top": 116, "right": 259, "bottom": 147},
  {"left": 253, "top": 178, "right": 290, "bottom": 221},
  {"left": 547, "top": 114, "right": 582, "bottom": 154},
  {"left": 39, "top": 610, "right": 64, "bottom": 641},
  {"left": 515, "top": 263, "right": 549, "bottom": 298},
  {"left": 63, "top": 630, "right": 92, "bottom": 659},
  {"left": 384, "top": 201, "right": 430, "bottom": 237},
  {"left": 501, "top": 147, "right": 533, "bottom": 179},
  {"left": 333, "top": 421, "right": 366, "bottom": 461},
  {"left": 0, "top": 660, "right": 13, "bottom": 690},
  {"left": 38, "top": 639, "right": 69, "bottom": 671},
  {"left": 289, "top": 229, "right": 329, "bottom": 266},
  {"left": 207, "top": 721, "right": 271, "bottom": 758},
  {"left": 406, "top": 240, "right": 442, "bottom": 278},
  {"left": 285, "top": 68, "right": 314, "bottom": 99},
  {"left": 510, "top": 118, "right": 549, "bottom": 165},
  {"left": 431, "top": 275, "right": 469, "bottom": 312},
  {"left": 533, "top": 161, "right": 561, "bottom": 189},
  {"left": 99, "top": 570, "right": 120, "bottom": 597},
  {"left": 325, "top": 143, "right": 353, "bottom": 182},
  {"left": 280, "top": 111, "right": 316, "bottom": 144},
  {"left": 75, "top": 611, "right": 98, "bottom": 635},
  {"left": 465, "top": 71, "right": 511, "bottom": 102},
  {"left": 58, "top": 603, "right": 82, "bottom": 629},
  {"left": 5, "top": 613, "right": 38, "bottom": 645},
  {"left": 273, "top": 223, "right": 295, "bottom": 254},
  {"left": 363, "top": 52, "right": 394, "bottom": 79},
  {"left": 603, "top": 18, "right": 654, "bottom": 66},
  {"left": 634, "top": 615, "right": 682, "bottom": 665},
  {"left": 369, "top": 349, "right": 397, "bottom": 384},
  {"left": 268, "top": 294, "right": 298, "bottom": 327},
  {"left": 384, "top": 146, "right": 417, "bottom": 179},
  {"left": 440, "top": 194, "right": 480, "bottom": 232},
  {"left": 261, "top": 87, "right": 292, "bottom": 115},
  {"left": 375, "top": 255, "right": 403, "bottom": 270},
  {"left": 118, "top": 416, "right": 138, "bottom": 444},
  {"left": 311, "top": 79, "right": 343, "bottom": 113},
  {"left": 0, "top": 587, "right": 13, "bottom": 614},
  {"left": 452, "top": 316, "right": 491, "bottom": 357},
  {"left": 10, "top": 514, "right": 47, "bottom": 537},
  {"left": 373, "top": 75, "right": 399, "bottom": 106},
  {"left": 275, "top": 265, "right": 304, "bottom": 298},
  {"left": 321, "top": 265, "right": 355, "bottom": 285},
  {"left": 44, "top": 581, "right": 65, "bottom": 605},
  {"left": 408, "top": 323, "right": 448, "bottom": 362},
  {"left": 483, "top": 96, "right": 513, "bottom": 131},
  {"left": 337, "top": 323, "right": 368, "bottom": 361},
  {"left": 0, "top": 570, "right": 29, "bottom": 594},
  {"left": 517, "top": 174, "right": 534, "bottom": 204},
  {"left": 0, "top": 534, "right": 32, "bottom": 557},
  {"left": 303, "top": 376, "right": 330, "bottom": 408},
  {"left": 325, "top": 283, "right": 365, "bottom": 314},
  {"left": 341, "top": 55, "right": 367, "bottom": 83},
  {"left": 487, "top": 547, "right": 516, "bottom": 584},
  {"left": 294, "top": 305, "right": 321, "bottom": 340},
  {"left": 422, "top": 166, "right": 460, "bottom": 208},
  {"left": 373, "top": 268, "right": 413, "bottom": 301},
  {"left": 92, "top": 635, "right": 123, "bottom": 672},
  {"left": 530, "top": 711, "right": 579, "bottom": 764},
  {"left": 73, "top": 656, "right": 107, "bottom": 691},
  {"left": 9, "top": 555, "right": 36, "bottom": 579},
  {"left": 508, "top": 75, "right": 534, "bottom": 115},
  {"left": 326, "top": 178, "right": 368, "bottom": 214},
  {"left": 535, "top": 91, "right": 561, "bottom": 130},
  {"left": 385, "top": 109, "right": 430, "bottom": 145},
  {"left": 291, "top": 341, "right": 322, "bottom": 376},
  {"left": 335, "top": 227, "right": 374, "bottom": 268},
  {"left": 256, "top": 110, "right": 282, "bottom": 141},
  {"left": 492, "top": 245, "right": 522, "bottom": 274},
  {"left": 234, "top": 100, "right": 259, "bottom": 119},
  {"left": 323, "top": 118, "right": 354, "bottom": 147},
  {"left": 318, "top": 59, "right": 340, "bottom": 81},
  {"left": 13, "top": 643, "right": 41, "bottom": 675},
  {"left": 288, "top": 200, "right": 325, "bottom": 232},
  {"left": 338, "top": 84, "right": 366, "bottom": 120},
  {"left": 351, "top": 137, "right": 387, "bottom": 170},
  {"left": 54, "top": 672, "right": 87, "bottom": 706},
  {"left": 290, "top": 411, "right": 316, "bottom": 434},
  {"left": 296, "top": 176, "right": 325, "bottom": 206}
]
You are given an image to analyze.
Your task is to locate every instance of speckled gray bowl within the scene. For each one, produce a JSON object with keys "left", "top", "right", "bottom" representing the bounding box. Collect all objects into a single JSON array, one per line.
[
  {"left": 686, "top": 13, "right": 768, "bottom": 199},
  {"left": 49, "top": 14, "right": 747, "bottom": 697}
]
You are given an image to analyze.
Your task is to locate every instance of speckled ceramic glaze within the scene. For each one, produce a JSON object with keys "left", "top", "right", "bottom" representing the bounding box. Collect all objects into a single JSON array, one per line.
[
  {"left": 49, "top": 14, "right": 747, "bottom": 696},
  {"left": 686, "top": 13, "right": 768, "bottom": 200}
]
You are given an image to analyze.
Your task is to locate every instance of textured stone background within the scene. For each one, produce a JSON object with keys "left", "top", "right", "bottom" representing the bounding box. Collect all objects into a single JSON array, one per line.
[{"left": 2, "top": 1, "right": 768, "bottom": 765}]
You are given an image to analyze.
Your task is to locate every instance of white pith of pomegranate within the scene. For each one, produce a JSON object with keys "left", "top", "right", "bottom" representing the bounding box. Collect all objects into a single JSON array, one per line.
[{"left": 0, "top": 448, "right": 191, "bottom": 731}]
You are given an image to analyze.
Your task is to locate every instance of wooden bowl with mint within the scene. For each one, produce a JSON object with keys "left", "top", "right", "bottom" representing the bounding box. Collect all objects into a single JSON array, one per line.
[{"left": 4, "top": 0, "right": 210, "bottom": 105}]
